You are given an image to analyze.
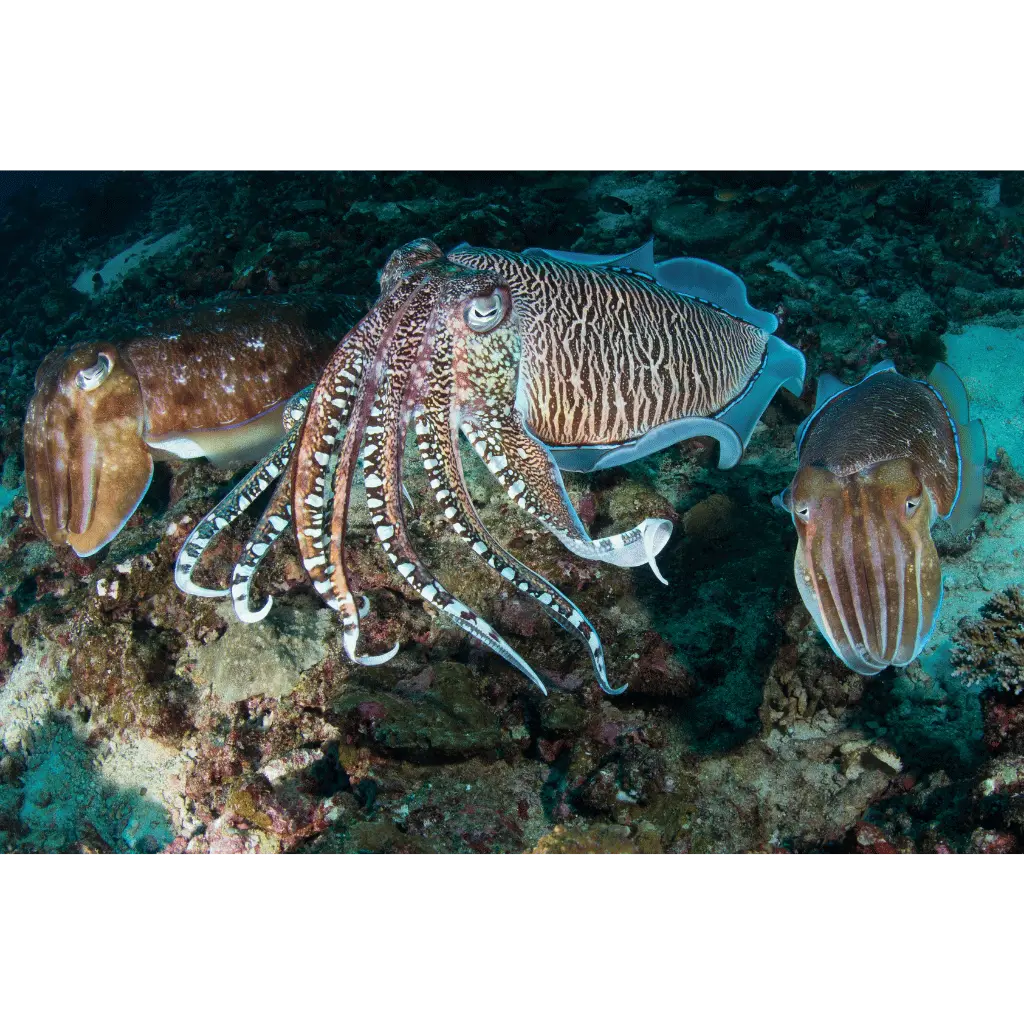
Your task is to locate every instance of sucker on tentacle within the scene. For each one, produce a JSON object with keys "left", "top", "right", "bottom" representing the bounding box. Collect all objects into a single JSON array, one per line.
[{"left": 179, "top": 239, "right": 806, "bottom": 696}]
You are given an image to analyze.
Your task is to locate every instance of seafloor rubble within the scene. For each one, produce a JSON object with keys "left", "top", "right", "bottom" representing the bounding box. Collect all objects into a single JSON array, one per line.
[{"left": 1, "top": 170, "right": 1023, "bottom": 853}]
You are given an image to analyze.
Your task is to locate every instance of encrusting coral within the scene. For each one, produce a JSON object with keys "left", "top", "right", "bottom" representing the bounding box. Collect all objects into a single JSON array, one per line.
[{"left": 952, "top": 586, "right": 1024, "bottom": 693}]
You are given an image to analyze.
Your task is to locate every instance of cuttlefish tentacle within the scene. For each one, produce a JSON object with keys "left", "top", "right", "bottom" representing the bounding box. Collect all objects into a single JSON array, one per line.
[
  {"left": 359, "top": 286, "right": 548, "bottom": 692},
  {"left": 463, "top": 416, "right": 673, "bottom": 584},
  {"left": 230, "top": 479, "right": 294, "bottom": 623},
  {"left": 227, "top": 387, "right": 311, "bottom": 618},
  {"left": 783, "top": 363, "right": 984, "bottom": 675},
  {"left": 294, "top": 273, "right": 434, "bottom": 665},
  {"left": 175, "top": 430, "right": 292, "bottom": 597},
  {"left": 294, "top": 344, "right": 386, "bottom": 663},
  {"left": 175, "top": 386, "right": 311, "bottom": 597},
  {"left": 407, "top": 282, "right": 618, "bottom": 690},
  {"left": 415, "top": 408, "right": 619, "bottom": 694}
]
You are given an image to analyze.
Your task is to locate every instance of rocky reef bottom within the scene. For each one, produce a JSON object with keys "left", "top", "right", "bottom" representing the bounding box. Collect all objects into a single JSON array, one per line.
[{"left": 2, "top": 316, "right": 1022, "bottom": 853}]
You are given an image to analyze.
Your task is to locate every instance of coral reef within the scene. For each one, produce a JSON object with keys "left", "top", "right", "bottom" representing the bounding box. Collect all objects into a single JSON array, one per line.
[
  {"left": 3, "top": 170, "right": 1024, "bottom": 853},
  {"left": 952, "top": 587, "right": 1024, "bottom": 693}
]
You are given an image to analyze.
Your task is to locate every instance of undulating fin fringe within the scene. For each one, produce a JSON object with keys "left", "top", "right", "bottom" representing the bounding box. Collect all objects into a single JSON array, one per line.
[{"left": 926, "top": 362, "right": 987, "bottom": 533}]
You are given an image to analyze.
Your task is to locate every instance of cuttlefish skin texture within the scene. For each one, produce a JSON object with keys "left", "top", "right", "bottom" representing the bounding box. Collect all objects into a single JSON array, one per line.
[
  {"left": 175, "top": 239, "right": 806, "bottom": 695},
  {"left": 783, "top": 364, "right": 985, "bottom": 675},
  {"left": 23, "top": 299, "right": 344, "bottom": 557}
]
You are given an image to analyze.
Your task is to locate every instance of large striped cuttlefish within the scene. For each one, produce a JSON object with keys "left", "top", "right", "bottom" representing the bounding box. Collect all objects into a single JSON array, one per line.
[
  {"left": 23, "top": 299, "right": 349, "bottom": 557},
  {"left": 175, "top": 239, "right": 806, "bottom": 695},
  {"left": 776, "top": 361, "right": 986, "bottom": 675}
]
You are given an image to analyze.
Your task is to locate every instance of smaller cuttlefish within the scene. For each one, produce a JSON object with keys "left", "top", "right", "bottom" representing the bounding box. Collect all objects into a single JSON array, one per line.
[
  {"left": 776, "top": 360, "right": 986, "bottom": 675},
  {"left": 23, "top": 298, "right": 349, "bottom": 556}
]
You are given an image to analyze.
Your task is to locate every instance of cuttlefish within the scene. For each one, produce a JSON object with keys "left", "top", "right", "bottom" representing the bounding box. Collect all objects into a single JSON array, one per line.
[
  {"left": 176, "top": 239, "right": 806, "bottom": 695},
  {"left": 23, "top": 298, "right": 350, "bottom": 556},
  {"left": 776, "top": 360, "right": 986, "bottom": 675}
]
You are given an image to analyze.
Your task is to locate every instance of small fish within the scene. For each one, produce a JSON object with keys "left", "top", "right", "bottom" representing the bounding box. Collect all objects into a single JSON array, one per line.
[
  {"left": 23, "top": 298, "right": 349, "bottom": 556},
  {"left": 776, "top": 360, "right": 986, "bottom": 675}
]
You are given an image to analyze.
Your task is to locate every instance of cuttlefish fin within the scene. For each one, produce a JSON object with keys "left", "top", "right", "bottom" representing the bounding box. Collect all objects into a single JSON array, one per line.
[
  {"left": 654, "top": 257, "right": 779, "bottom": 335},
  {"left": 814, "top": 372, "right": 848, "bottom": 408},
  {"left": 549, "top": 338, "right": 805, "bottom": 471},
  {"left": 795, "top": 371, "right": 849, "bottom": 450},
  {"left": 715, "top": 334, "right": 807, "bottom": 451},
  {"left": 524, "top": 241, "right": 782, "bottom": 336},
  {"left": 147, "top": 399, "right": 287, "bottom": 469},
  {"left": 927, "top": 361, "right": 987, "bottom": 533},
  {"left": 522, "top": 239, "right": 656, "bottom": 274},
  {"left": 549, "top": 417, "right": 744, "bottom": 473}
]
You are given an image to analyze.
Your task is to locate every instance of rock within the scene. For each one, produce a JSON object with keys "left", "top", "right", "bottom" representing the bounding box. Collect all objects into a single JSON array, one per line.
[
  {"left": 191, "top": 601, "right": 333, "bottom": 702},
  {"left": 653, "top": 200, "right": 749, "bottom": 250},
  {"left": 335, "top": 663, "right": 504, "bottom": 759}
]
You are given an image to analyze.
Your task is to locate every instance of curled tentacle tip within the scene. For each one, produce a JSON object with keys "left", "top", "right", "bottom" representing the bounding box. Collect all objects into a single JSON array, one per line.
[
  {"left": 344, "top": 632, "right": 400, "bottom": 666},
  {"left": 640, "top": 517, "right": 672, "bottom": 586},
  {"left": 353, "top": 642, "right": 400, "bottom": 667},
  {"left": 601, "top": 680, "right": 629, "bottom": 697},
  {"left": 235, "top": 596, "right": 273, "bottom": 623},
  {"left": 648, "top": 556, "right": 669, "bottom": 586},
  {"left": 357, "top": 595, "right": 371, "bottom": 620}
]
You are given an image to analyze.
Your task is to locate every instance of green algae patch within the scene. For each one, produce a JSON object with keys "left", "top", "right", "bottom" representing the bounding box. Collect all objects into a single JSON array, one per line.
[{"left": 639, "top": 791, "right": 699, "bottom": 847}]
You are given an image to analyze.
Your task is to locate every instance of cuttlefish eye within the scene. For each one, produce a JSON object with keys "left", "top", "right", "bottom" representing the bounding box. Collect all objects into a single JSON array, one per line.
[
  {"left": 795, "top": 504, "right": 811, "bottom": 522},
  {"left": 905, "top": 496, "right": 921, "bottom": 518},
  {"left": 75, "top": 352, "right": 113, "bottom": 392},
  {"left": 464, "top": 291, "right": 505, "bottom": 333}
]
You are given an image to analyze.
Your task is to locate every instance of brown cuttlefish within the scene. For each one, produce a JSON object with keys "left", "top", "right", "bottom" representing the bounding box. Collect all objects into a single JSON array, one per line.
[
  {"left": 23, "top": 298, "right": 349, "bottom": 557},
  {"left": 776, "top": 360, "right": 986, "bottom": 675}
]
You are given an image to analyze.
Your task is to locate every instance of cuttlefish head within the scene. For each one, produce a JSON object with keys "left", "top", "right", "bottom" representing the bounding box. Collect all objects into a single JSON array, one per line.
[
  {"left": 781, "top": 457, "right": 942, "bottom": 675},
  {"left": 23, "top": 342, "right": 152, "bottom": 556}
]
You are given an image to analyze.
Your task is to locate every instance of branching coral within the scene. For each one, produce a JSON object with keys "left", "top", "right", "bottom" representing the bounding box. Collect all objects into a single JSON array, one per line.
[
  {"left": 952, "top": 586, "right": 1024, "bottom": 693},
  {"left": 989, "top": 447, "right": 1024, "bottom": 504}
]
